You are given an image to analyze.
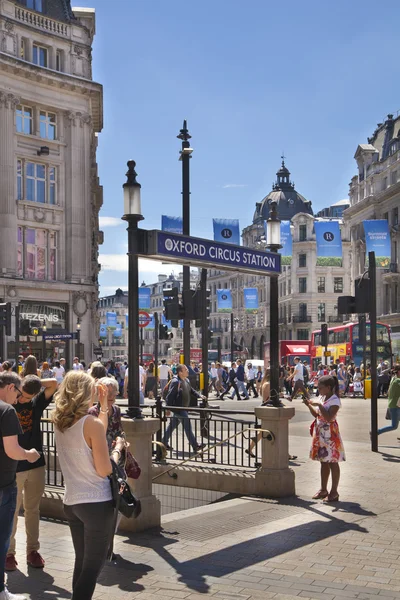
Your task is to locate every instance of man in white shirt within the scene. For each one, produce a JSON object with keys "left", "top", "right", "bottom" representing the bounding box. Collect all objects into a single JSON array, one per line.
[
  {"left": 209, "top": 362, "right": 218, "bottom": 395},
  {"left": 72, "top": 357, "right": 83, "bottom": 371},
  {"left": 158, "top": 360, "right": 172, "bottom": 395},
  {"left": 123, "top": 364, "right": 145, "bottom": 405},
  {"left": 246, "top": 364, "right": 258, "bottom": 398},
  {"left": 289, "top": 357, "right": 309, "bottom": 401}
]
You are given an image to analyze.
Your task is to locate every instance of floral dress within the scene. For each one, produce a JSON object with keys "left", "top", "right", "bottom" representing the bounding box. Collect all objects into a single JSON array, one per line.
[
  {"left": 310, "top": 394, "right": 345, "bottom": 463},
  {"left": 88, "top": 403, "right": 122, "bottom": 450}
]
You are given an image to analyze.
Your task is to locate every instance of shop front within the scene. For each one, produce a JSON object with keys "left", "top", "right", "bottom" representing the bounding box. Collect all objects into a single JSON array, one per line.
[{"left": 7, "top": 301, "right": 71, "bottom": 363}]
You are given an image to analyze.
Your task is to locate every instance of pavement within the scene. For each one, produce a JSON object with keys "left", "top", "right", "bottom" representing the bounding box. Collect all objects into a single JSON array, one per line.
[{"left": 7, "top": 396, "right": 400, "bottom": 600}]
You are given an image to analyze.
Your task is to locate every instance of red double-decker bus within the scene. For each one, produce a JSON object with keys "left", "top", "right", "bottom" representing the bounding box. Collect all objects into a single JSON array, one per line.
[{"left": 311, "top": 322, "right": 392, "bottom": 371}]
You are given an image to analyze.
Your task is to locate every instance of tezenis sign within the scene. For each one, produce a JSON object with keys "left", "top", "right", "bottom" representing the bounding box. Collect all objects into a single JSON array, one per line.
[{"left": 142, "top": 230, "right": 281, "bottom": 276}]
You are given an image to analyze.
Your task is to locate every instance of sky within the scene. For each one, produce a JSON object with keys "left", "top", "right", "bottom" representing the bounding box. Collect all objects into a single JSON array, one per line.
[{"left": 72, "top": 0, "right": 400, "bottom": 296}]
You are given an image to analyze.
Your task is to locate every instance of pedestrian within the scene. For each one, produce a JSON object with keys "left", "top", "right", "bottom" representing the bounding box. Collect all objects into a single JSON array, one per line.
[
  {"left": 123, "top": 363, "right": 146, "bottom": 405},
  {"left": 162, "top": 364, "right": 207, "bottom": 453},
  {"left": 21, "top": 355, "right": 40, "bottom": 378},
  {"left": 52, "top": 371, "right": 125, "bottom": 600},
  {"left": 235, "top": 359, "right": 249, "bottom": 399},
  {"left": 12, "top": 356, "right": 24, "bottom": 375},
  {"left": 256, "top": 366, "right": 263, "bottom": 396},
  {"left": 377, "top": 364, "right": 400, "bottom": 437},
  {"left": 215, "top": 362, "right": 224, "bottom": 397},
  {"left": 72, "top": 357, "right": 83, "bottom": 371},
  {"left": 88, "top": 378, "right": 123, "bottom": 450},
  {"left": 145, "top": 362, "right": 157, "bottom": 399},
  {"left": 89, "top": 361, "right": 108, "bottom": 380},
  {"left": 289, "top": 357, "right": 309, "bottom": 401},
  {"left": 1, "top": 361, "right": 12, "bottom": 373},
  {"left": 377, "top": 362, "right": 391, "bottom": 397},
  {"left": 304, "top": 374, "right": 345, "bottom": 502},
  {"left": 0, "top": 371, "right": 40, "bottom": 600},
  {"left": 220, "top": 362, "right": 240, "bottom": 400},
  {"left": 158, "top": 360, "right": 172, "bottom": 396},
  {"left": 337, "top": 363, "right": 347, "bottom": 397},
  {"left": 246, "top": 363, "right": 258, "bottom": 398},
  {"left": 39, "top": 361, "right": 53, "bottom": 379},
  {"left": 6, "top": 374, "right": 57, "bottom": 571},
  {"left": 52, "top": 360, "right": 65, "bottom": 385},
  {"left": 209, "top": 362, "right": 218, "bottom": 395}
]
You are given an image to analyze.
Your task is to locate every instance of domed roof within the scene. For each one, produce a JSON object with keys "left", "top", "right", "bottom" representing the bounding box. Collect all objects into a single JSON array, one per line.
[{"left": 253, "top": 160, "right": 313, "bottom": 223}]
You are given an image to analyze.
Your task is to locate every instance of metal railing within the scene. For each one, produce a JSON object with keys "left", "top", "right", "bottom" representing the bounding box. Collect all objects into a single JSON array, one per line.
[{"left": 292, "top": 315, "right": 312, "bottom": 323}]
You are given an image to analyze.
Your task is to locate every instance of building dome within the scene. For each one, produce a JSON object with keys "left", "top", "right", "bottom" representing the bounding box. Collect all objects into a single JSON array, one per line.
[{"left": 253, "top": 160, "right": 313, "bottom": 223}]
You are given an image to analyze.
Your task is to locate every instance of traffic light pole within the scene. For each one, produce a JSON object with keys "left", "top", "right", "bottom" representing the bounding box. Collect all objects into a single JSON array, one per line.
[
  {"left": 200, "top": 268, "right": 209, "bottom": 397},
  {"left": 154, "top": 312, "right": 159, "bottom": 384},
  {"left": 230, "top": 312, "right": 234, "bottom": 364},
  {"left": 178, "top": 121, "right": 192, "bottom": 368},
  {"left": 369, "top": 251, "right": 378, "bottom": 452}
]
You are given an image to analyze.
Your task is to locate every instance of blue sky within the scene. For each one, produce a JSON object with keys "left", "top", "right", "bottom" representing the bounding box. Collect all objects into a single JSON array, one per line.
[{"left": 73, "top": 0, "right": 400, "bottom": 295}]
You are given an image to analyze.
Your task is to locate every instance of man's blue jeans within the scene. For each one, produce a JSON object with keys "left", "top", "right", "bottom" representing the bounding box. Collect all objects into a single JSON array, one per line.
[
  {"left": 378, "top": 407, "right": 400, "bottom": 435},
  {"left": 0, "top": 483, "right": 17, "bottom": 592},
  {"left": 163, "top": 410, "right": 198, "bottom": 451},
  {"left": 236, "top": 380, "right": 249, "bottom": 399}
]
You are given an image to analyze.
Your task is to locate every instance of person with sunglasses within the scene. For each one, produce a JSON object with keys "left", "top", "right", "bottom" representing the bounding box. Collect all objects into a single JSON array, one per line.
[
  {"left": 6, "top": 374, "right": 57, "bottom": 572},
  {"left": 0, "top": 371, "right": 40, "bottom": 600}
]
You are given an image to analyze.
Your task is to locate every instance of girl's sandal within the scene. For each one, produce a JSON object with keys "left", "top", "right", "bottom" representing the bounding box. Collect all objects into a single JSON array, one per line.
[
  {"left": 323, "top": 493, "right": 339, "bottom": 503},
  {"left": 312, "top": 490, "right": 328, "bottom": 499}
]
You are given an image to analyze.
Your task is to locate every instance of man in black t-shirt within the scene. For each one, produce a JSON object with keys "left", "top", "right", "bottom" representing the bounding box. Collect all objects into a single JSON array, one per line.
[
  {"left": 0, "top": 371, "right": 40, "bottom": 599},
  {"left": 6, "top": 375, "right": 57, "bottom": 572}
]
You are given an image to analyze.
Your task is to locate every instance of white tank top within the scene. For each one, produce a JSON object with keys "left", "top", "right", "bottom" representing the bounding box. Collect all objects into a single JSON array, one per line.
[{"left": 55, "top": 415, "right": 112, "bottom": 506}]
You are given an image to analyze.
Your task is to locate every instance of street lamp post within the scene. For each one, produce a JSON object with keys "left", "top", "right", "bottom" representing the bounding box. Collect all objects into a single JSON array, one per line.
[
  {"left": 122, "top": 160, "right": 144, "bottom": 419},
  {"left": 266, "top": 201, "right": 283, "bottom": 408},
  {"left": 42, "top": 321, "right": 47, "bottom": 362},
  {"left": 76, "top": 317, "right": 81, "bottom": 360},
  {"left": 230, "top": 314, "right": 239, "bottom": 364}
]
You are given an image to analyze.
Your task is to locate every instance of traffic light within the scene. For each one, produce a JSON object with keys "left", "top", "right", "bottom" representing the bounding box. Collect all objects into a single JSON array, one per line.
[
  {"left": 0, "top": 303, "right": 12, "bottom": 336},
  {"left": 193, "top": 287, "right": 211, "bottom": 327},
  {"left": 205, "top": 288, "right": 211, "bottom": 319},
  {"left": 320, "top": 323, "right": 328, "bottom": 347},
  {"left": 337, "top": 296, "right": 356, "bottom": 315},
  {"left": 358, "top": 314, "right": 367, "bottom": 345},
  {"left": 208, "top": 329, "right": 213, "bottom": 344},
  {"left": 159, "top": 324, "right": 173, "bottom": 340},
  {"left": 163, "top": 287, "right": 184, "bottom": 321},
  {"left": 354, "top": 277, "right": 371, "bottom": 314},
  {"left": 20, "top": 319, "right": 30, "bottom": 336}
]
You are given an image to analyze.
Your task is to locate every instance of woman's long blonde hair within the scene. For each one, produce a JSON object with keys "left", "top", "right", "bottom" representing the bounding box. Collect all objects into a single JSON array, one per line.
[{"left": 52, "top": 371, "right": 94, "bottom": 433}]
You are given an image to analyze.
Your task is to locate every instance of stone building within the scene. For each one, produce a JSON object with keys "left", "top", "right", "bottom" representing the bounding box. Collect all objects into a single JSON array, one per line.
[
  {"left": 0, "top": 0, "right": 103, "bottom": 363},
  {"left": 345, "top": 113, "right": 400, "bottom": 360},
  {"left": 208, "top": 161, "right": 351, "bottom": 359}
]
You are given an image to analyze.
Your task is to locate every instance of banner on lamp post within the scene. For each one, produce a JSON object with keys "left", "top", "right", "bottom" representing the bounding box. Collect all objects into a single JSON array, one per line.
[
  {"left": 99, "top": 324, "right": 107, "bottom": 338},
  {"left": 162, "top": 215, "right": 183, "bottom": 234},
  {"left": 213, "top": 219, "right": 240, "bottom": 245},
  {"left": 280, "top": 221, "right": 292, "bottom": 265},
  {"left": 217, "top": 289, "right": 232, "bottom": 312},
  {"left": 113, "top": 323, "right": 122, "bottom": 338},
  {"left": 315, "top": 220, "right": 343, "bottom": 266},
  {"left": 244, "top": 288, "right": 259, "bottom": 313},
  {"left": 106, "top": 311, "right": 117, "bottom": 330},
  {"left": 363, "top": 219, "right": 391, "bottom": 267},
  {"left": 138, "top": 287, "right": 151, "bottom": 310}
]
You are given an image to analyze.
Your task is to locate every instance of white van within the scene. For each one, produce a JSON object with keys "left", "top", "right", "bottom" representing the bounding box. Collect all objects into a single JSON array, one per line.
[{"left": 244, "top": 359, "right": 264, "bottom": 371}]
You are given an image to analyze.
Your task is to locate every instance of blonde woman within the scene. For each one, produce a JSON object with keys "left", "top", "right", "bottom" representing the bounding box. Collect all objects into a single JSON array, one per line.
[{"left": 52, "top": 371, "right": 125, "bottom": 600}]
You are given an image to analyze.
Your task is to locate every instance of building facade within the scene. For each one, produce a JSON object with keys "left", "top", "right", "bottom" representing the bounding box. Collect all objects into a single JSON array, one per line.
[
  {"left": 208, "top": 161, "right": 351, "bottom": 359},
  {"left": 345, "top": 113, "right": 400, "bottom": 361},
  {"left": 0, "top": 0, "right": 103, "bottom": 363}
]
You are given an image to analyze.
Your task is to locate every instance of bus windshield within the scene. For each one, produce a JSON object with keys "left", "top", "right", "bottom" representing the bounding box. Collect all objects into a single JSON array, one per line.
[{"left": 352, "top": 324, "right": 390, "bottom": 343}]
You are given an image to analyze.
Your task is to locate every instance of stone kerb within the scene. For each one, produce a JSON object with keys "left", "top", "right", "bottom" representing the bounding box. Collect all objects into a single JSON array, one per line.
[
  {"left": 119, "top": 417, "right": 161, "bottom": 532},
  {"left": 254, "top": 405, "right": 296, "bottom": 497}
]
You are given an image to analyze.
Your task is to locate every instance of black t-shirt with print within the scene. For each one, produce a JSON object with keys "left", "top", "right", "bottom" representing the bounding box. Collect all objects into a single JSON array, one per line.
[
  {"left": 0, "top": 400, "right": 23, "bottom": 488},
  {"left": 14, "top": 389, "right": 53, "bottom": 472}
]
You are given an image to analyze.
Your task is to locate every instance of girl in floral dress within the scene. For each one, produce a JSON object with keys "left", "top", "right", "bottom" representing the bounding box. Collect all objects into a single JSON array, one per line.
[{"left": 304, "top": 375, "right": 345, "bottom": 503}]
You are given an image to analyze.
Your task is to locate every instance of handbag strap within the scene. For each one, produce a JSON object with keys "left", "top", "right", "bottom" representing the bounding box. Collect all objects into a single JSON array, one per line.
[{"left": 107, "top": 461, "right": 121, "bottom": 561}]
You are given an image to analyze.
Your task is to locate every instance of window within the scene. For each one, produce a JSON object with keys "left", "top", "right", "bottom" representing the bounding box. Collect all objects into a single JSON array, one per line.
[
  {"left": 299, "top": 253, "right": 307, "bottom": 268},
  {"left": 26, "top": 228, "right": 46, "bottom": 280},
  {"left": 33, "top": 44, "right": 48, "bottom": 67},
  {"left": 299, "top": 224, "right": 307, "bottom": 241},
  {"left": 334, "top": 277, "right": 343, "bottom": 293},
  {"left": 20, "top": 39, "right": 26, "bottom": 60},
  {"left": 299, "top": 277, "right": 307, "bottom": 293},
  {"left": 393, "top": 207, "right": 399, "bottom": 226},
  {"left": 17, "top": 159, "right": 57, "bottom": 205},
  {"left": 26, "top": 0, "right": 43, "bottom": 11},
  {"left": 288, "top": 279, "right": 291, "bottom": 294},
  {"left": 317, "top": 277, "right": 325, "bottom": 293},
  {"left": 56, "top": 50, "right": 62, "bottom": 72},
  {"left": 299, "top": 303, "right": 307, "bottom": 318},
  {"left": 40, "top": 111, "right": 56, "bottom": 140},
  {"left": 317, "top": 303, "right": 326, "bottom": 322},
  {"left": 297, "top": 329, "right": 309, "bottom": 340},
  {"left": 16, "top": 105, "right": 32, "bottom": 135}
]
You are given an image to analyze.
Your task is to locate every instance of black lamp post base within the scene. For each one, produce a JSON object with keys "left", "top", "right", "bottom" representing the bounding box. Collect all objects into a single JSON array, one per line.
[
  {"left": 125, "top": 407, "right": 143, "bottom": 420},
  {"left": 264, "top": 399, "right": 284, "bottom": 408}
]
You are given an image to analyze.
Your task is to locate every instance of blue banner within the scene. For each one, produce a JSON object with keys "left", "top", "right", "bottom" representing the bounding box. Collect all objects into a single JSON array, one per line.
[
  {"left": 139, "top": 287, "right": 151, "bottom": 310},
  {"left": 363, "top": 220, "right": 391, "bottom": 267},
  {"left": 125, "top": 314, "right": 128, "bottom": 327},
  {"left": 113, "top": 323, "right": 122, "bottom": 338},
  {"left": 99, "top": 324, "right": 107, "bottom": 338},
  {"left": 213, "top": 219, "right": 240, "bottom": 245},
  {"left": 217, "top": 289, "right": 232, "bottom": 313},
  {"left": 280, "top": 221, "right": 292, "bottom": 265},
  {"left": 145, "top": 314, "right": 155, "bottom": 330},
  {"left": 244, "top": 288, "right": 259, "bottom": 313},
  {"left": 315, "top": 221, "right": 342, "bottom": 266},
  {"left": 162, "top": 215, "right": 183, "bottom": 234},
  {"left": 152, "top": 231, "right": 281, "bottom": 275},
  {"left": 106, "top": 311, "right": 117, "bottom": 330}
]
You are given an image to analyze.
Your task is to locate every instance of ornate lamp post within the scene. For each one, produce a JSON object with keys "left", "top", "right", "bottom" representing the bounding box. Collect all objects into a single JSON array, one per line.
[
  {"left": 76, "top": 317, "right": 81, "bottom": 359},
  {"left": 266, "top": 201, "right": 283, "bottom": 407},
  {"left": 42, "top": 321, "right": 47, "bottom": 362},
  {"left": 122, "top": 161, "right": 143, "bottom": 419}
]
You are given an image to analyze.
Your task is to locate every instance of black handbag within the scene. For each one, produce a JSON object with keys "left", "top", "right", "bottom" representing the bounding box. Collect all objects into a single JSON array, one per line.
[{"left": 109, "top": 460, "right": 141, "bottom": 519}]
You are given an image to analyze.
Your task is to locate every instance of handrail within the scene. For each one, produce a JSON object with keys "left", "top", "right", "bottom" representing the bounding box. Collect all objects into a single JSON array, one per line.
[{"left": 152, "top": 426, "right": 275, "bottom": 481}]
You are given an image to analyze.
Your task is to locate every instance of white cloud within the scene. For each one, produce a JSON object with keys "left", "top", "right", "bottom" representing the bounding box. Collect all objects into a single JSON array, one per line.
[
  {"left": 99, "top": 216, "right": 123, "bottom": 227},
  {"left": 222, "top": 183, "right": 248, "bottom": 189}
]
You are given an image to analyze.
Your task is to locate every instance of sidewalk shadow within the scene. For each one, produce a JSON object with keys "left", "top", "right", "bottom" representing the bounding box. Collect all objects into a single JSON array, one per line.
[
  {"left": 8, "top": 568, "right": 71, "bottom": 599},
  {"left": 97, "top": 555, "right": 150, "bottom": 593},
  {"left": 124, "top": 496, "right": 371, "bottom": 593},
  {"left": 379, "top": 450, "right": 400, "bottom": 463}
]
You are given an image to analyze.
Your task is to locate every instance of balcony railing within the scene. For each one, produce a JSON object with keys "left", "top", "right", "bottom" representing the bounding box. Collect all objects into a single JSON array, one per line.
[
  {"left": 278, "top": 317, "right": 287, "bottom": 324},
  {"left": 15, "top": 6, "right": 69, "bottom": 37},
  {"left": 292, "top": 315, "right": 312, "bottom": 323}
]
